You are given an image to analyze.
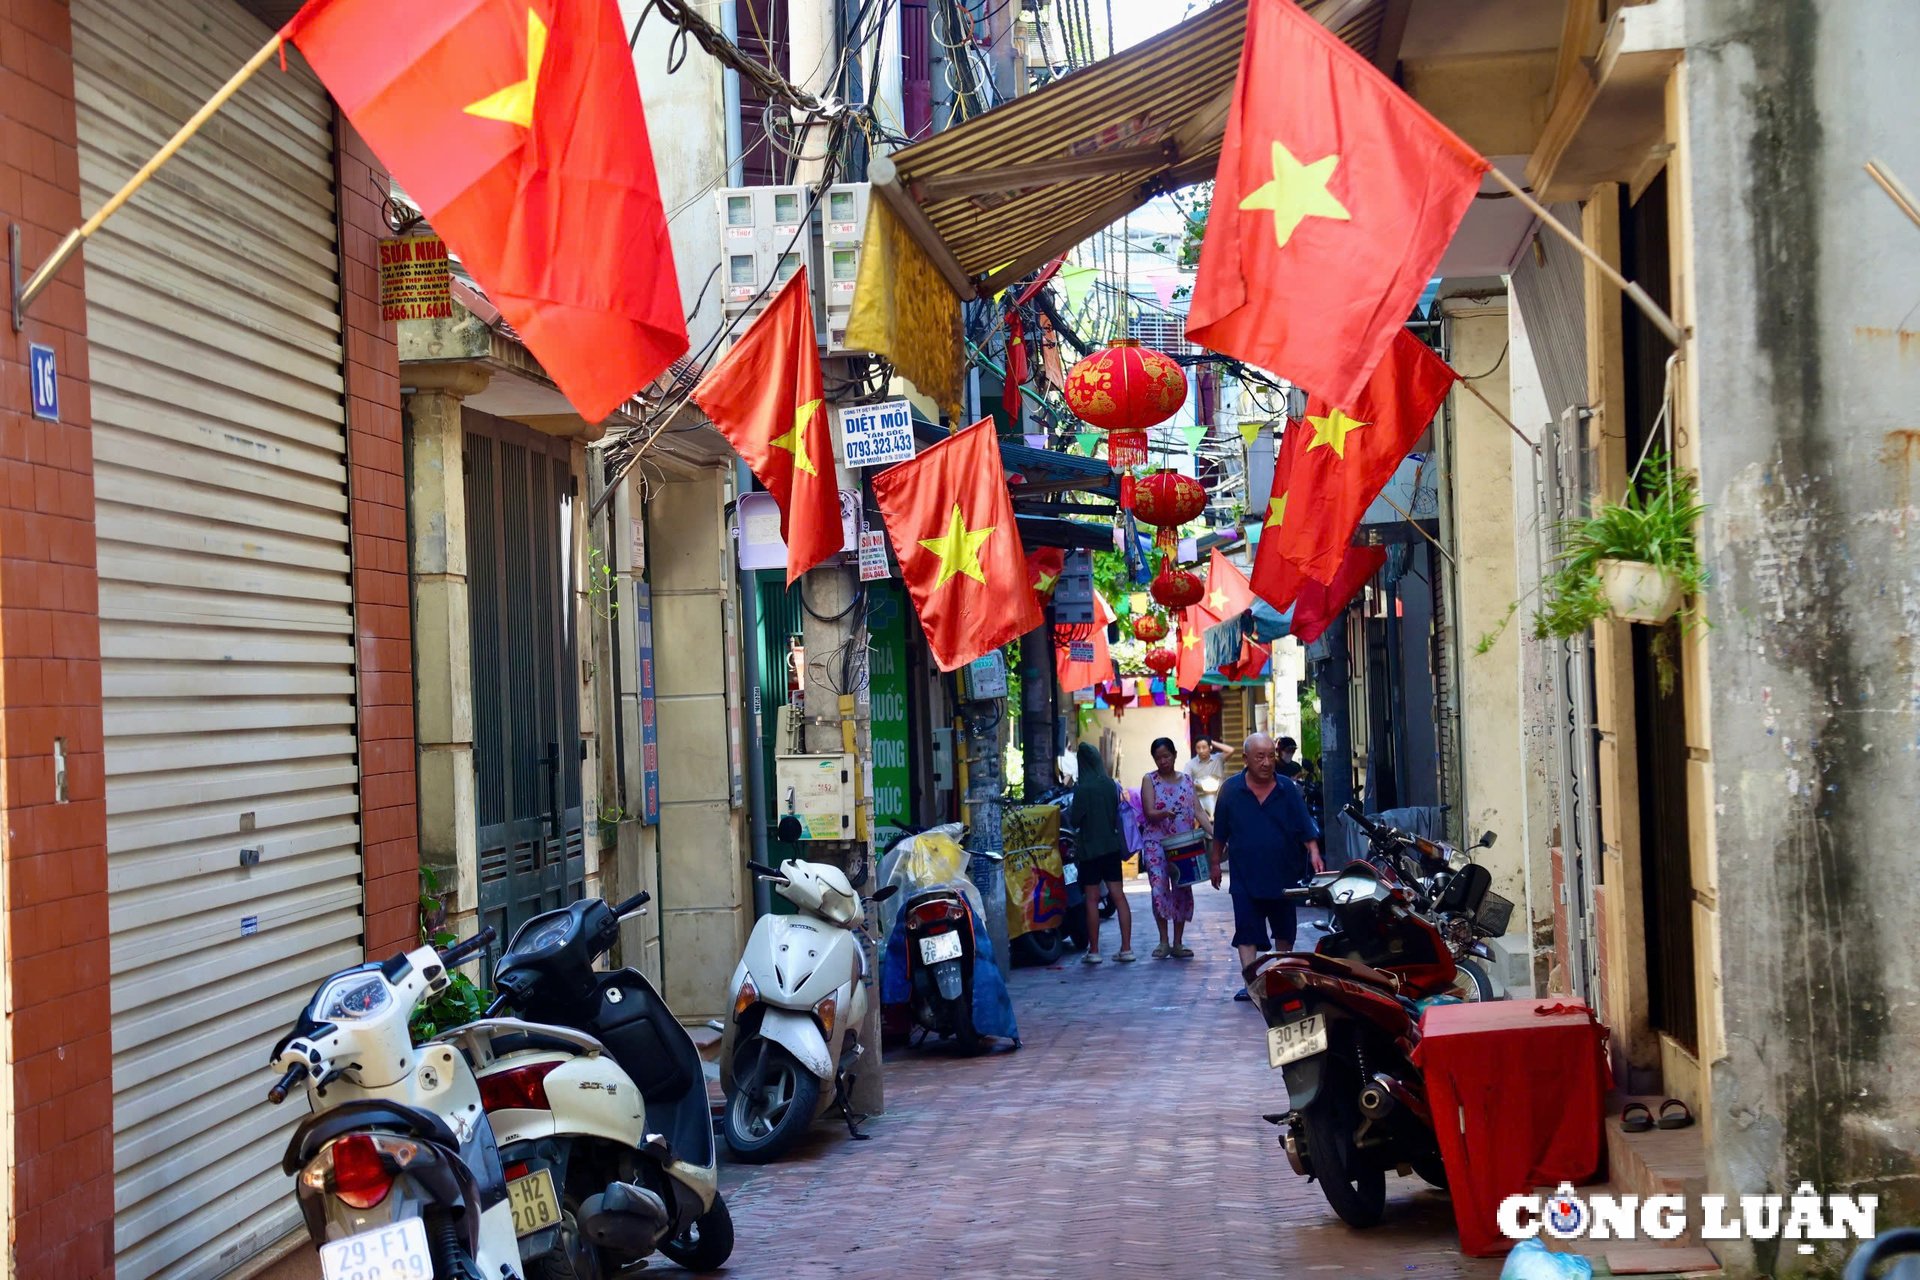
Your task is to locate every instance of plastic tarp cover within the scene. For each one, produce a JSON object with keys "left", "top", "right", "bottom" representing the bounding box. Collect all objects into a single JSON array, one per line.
[
  {"left": 877, "top": 827, "right": 1020, "bottom": 1042},
  {"left": 1331, "top": 805, "right": 1447, "bottom": 865}
]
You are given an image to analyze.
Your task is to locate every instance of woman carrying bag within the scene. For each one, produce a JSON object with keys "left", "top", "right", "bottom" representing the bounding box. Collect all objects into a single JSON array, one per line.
[{"left": 1069, "top": 742, "right": 1136, "bottom": 964}]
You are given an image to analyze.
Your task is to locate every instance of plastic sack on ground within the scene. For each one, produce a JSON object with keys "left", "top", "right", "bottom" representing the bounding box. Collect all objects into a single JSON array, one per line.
[{"left": 1499, "top": 1240, "right": 1594, "bottom": 1280}]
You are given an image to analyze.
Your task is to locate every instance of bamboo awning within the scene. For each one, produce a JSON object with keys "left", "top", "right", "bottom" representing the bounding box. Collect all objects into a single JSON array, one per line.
[{"left": 868, "top": 0, "right": 1398, "bottom": 302}]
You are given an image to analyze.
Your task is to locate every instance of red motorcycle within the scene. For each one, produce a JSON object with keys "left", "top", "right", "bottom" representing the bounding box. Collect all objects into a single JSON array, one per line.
[{"left": 1247, "top": 860, "right": 1459, "bottom": 1227}]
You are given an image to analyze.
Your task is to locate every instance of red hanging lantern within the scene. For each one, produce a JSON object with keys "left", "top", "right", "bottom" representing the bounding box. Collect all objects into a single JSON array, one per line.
[
  {"left": 1188, "top": 687, "right": 1223, "bottom": 719},
  {"left": 1063, "top": 339, "right": 1188, "bottom": 510},
  {"left": 1149, "top": 559, "right": 1204, "bottom": 610},
  {"left": 1143, "top": 647, "right": 1178, "bottom": 675},
  {"left": 1131, "top": 611, "right": 1169, "bottom": 643},
  {"left": 1133, "top": 469, "right": 1208, "bottom": 555}
]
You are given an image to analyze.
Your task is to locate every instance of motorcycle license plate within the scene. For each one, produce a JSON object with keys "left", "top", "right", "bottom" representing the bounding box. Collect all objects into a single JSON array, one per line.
[
  {"left": 318, "top": 1218, "right": 432, "bottom": 1280},
  {"left": 508, "top": 1168, "right": 561, "bottom": 1237},
  {"left": 1062, "top": 861, "right": 1079, "bottom": 886},
  {"left": 918, "top": 931, "right": 964, "bottom": 964},
  {"left": 1266, "top": 1015, "right": 1328, "bottom": 1069}
]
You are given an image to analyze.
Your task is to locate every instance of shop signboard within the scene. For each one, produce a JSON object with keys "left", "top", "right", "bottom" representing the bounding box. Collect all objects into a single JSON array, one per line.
[
  {"left": 838, "top": 398, "right": 916, "bottom": 469},
  {"left": 867, "top": 585, "right": 911, "bottom": 834},
  {"left": 378, "top": 233, "right": 452, "bottom": 322}
]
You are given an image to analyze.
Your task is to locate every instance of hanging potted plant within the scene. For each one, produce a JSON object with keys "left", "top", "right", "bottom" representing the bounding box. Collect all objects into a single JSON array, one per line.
[{"left": 1534, "top": 450, "right": 1708, "bottom": 641}]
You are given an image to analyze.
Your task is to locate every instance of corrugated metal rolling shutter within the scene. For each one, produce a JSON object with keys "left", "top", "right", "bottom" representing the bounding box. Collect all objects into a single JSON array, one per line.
[
  {"left": 73, "top": 1, "right": 360, "bottom": 1276},
  {"left": 1221, "top": 689, "right": 1249, "bottom": 769}
]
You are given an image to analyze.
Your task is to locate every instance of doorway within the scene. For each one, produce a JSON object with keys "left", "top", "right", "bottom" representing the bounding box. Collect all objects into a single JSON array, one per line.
[{"left": 463, "top": 410, "right": 586, "bottom": 953}]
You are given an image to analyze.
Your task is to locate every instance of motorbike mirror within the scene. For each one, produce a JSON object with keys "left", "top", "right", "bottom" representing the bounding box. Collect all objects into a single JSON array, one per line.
[
  {"left": 868, "top": 884, "right": 900, "bottom": 904},
  {"left": 1477, "top": 831, "right": 1498, "bottom": 848},
  {"left": 775, "top": 815, "right": 803, "bottom": 843}
]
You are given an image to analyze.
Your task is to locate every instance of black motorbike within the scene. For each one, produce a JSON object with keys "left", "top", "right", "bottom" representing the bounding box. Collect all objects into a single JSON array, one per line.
[{"left": 1342, "top": 803, "right": 1508, "bottom": 1001}]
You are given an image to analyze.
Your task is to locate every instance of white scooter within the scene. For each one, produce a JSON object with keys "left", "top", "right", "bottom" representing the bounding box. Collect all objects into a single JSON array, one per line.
[
  {"left": 267, "top": 928, "right": 525, "bottom": 1280},
  {"left": 447, "top": 889, "right": 733, "bottom": 1275},
  {"left": 720, "top": 858, "right": 897, "bottom": 1162}
]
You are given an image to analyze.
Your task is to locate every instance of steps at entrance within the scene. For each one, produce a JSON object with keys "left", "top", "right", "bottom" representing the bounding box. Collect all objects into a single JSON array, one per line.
[{"left": 1531, "top": 1097, "right": 1720, "bottom": 1277}]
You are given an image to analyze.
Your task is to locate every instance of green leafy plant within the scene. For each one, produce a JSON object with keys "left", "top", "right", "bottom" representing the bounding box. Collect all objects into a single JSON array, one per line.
[
  {"left": 409, "top": 862, "right": 494, "bottom": 1041},
  {"left": 1531, "top": 451, "right": 1708, "bottom": 691},
  {"left": 585, "top": 548, "right": 619, "bottom": 620}
]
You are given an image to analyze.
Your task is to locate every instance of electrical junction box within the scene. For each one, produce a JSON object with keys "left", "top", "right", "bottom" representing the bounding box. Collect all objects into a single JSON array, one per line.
[
  {"left": 717, "top": 185, "right": 817, "bottom": 321},
  {"left": 774, "top": 754, "right": 855, "bottom": 840},
  {"left": 930, "top": 728, "right": 955, "bottom": 793},
  {"left": 821, "top": 183, "right": 869, "bottom": 352},
  {"left": 961, "top": 650, "right": 1008, "bottom": 701}
]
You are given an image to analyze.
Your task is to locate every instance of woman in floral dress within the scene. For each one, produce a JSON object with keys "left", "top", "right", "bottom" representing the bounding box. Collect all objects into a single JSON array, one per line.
[{"left": 1139, "top": 736, "right": 1213, "bottom": 959}]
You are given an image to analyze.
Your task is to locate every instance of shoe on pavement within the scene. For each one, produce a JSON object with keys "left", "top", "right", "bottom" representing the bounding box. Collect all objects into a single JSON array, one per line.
[
  {"left": 1152, "top": 944, "right": 1171, "bottom": 959},
  {"left": 1173, "top": 945, "right": 1194, "bottom": 959},
  {"left": 1082, "top": 951, "right": 1104, "bottom": 965},
  {"left": 1116, "top": 950, "right": 1137, "bottom": 963},
  {"left": 1233, "top": 987, "right": 1253, "bottom": 1002}
]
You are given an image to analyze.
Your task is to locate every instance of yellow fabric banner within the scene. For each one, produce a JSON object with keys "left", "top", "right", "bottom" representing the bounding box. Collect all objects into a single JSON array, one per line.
[
  {"left": 1000, "top": 803, "right": 1067, "bottom": 941},
  {"left": 845, "top": 199, "right": 965, "bottom": 418}
]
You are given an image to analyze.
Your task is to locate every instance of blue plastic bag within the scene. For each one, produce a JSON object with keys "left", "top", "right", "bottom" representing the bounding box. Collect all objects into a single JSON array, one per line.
[
  {"left": 880, "top": 894, "right": 1019, "bottom": 1043},
  {"left": 1499, "top": 1240, "right": 1594, "bottom": 1280}
]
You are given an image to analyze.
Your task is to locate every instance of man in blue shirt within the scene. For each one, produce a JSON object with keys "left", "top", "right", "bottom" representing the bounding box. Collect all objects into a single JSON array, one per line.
[{"left": 1209, "top": 733, "right": 1323, "bottom": 1000}]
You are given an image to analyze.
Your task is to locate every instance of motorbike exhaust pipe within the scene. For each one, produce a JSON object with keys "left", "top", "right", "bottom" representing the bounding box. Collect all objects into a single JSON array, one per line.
[{"left": 1358, "top": 1073, "right": 1408, "bottom": 1121}]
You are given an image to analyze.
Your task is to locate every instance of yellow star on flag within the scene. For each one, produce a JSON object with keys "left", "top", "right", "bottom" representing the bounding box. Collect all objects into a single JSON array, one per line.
[
  {"left": 919, "top": 503, "right": 995, "bottom": 589},
  {"left": 1306, "top": 408, "right": 1368, "bottom": 458},
  {"left": 770, "top": 399, "right": 823, "bottom": 476},
  {"left": 1208, "top": 588, "right": 1230, "bottom": 613},
  {"left": 465, "top": 9, "right": 549, "bottom": 127},
  {"left": 1239, "top": 140, "right": 1351, "bottom": 249},
  {"left": 1032, "top": 568, "right": 1060, "bottom": 595},
  {"left": 1265, "top": 492, "right": 1288, "bottom": 528},
  {"left": 1181, "top": 629, "right": 1199, "bottom": 651}
]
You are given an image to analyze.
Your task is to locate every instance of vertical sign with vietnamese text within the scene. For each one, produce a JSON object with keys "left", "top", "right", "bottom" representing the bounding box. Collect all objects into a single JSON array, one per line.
[
  {"left": 867, "top": 584, "right": 912, "bottom": 834},
  {"left": 634, "top": 584, "right": 660, "bottom": 824},
  {"left": 379, "top": 234, "right": 453, "bottom": 322}
]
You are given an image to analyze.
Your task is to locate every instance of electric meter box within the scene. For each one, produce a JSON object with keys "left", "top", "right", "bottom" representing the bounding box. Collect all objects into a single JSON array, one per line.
[
  {"left": 775, "top": 753, "right": 856, "bottom": 840},
  {"left": 821, "top": 183, "right": 870, "bottom": 352},
  {"left": 717, "top": 185, "right": 819, "bottom": 319}
]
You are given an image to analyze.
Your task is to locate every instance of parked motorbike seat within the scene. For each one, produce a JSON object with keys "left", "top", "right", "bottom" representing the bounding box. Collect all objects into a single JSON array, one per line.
[
  {"left": 484, "top": 1030, "right": 602, "bottom": 1060},
  {"left": 1263, "top": 952, "right": 1403, "bottom": 992}
]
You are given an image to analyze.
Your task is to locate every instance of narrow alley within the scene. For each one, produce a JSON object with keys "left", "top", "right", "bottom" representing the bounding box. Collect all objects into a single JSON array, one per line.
[{"left": 716, "top": 886, "right": 1500, "bottom": 1280}]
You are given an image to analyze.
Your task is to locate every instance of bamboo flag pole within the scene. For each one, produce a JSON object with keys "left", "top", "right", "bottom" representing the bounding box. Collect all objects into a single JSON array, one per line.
[
  {"left": 1375, "top": 491, "right": 1455, "bottom": 567},
  {"left": 1483, "top": 165, "right": 1685, "bottom": 350},
  {"left": 1866, "top": 160, "right": 1920, "bottom": 231},
  {"left": 12, "top": 33, "right": 283, "bottom": 327},
  {"left": 1454, "top": 371, "right": 1539, "bottom": 453}
]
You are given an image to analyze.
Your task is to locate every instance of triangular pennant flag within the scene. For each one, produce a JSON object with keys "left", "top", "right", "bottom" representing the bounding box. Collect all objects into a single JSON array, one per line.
[
  {"left": 1076, "top": 431, "right": 1101, "bottom": 456},
  {"left": 1183, "top": 422, "right": 1208, "bottom": 451}
]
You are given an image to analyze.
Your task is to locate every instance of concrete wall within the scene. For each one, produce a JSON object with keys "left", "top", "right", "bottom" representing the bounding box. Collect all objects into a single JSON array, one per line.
[
  {"left": 1080, "top": 703, "right": 1190, "bottom": 793},
  {"left": 1680, "top": 0, "right": 1920, "bottom": 1264},
  {"left": 1444, "top": 298, "right": 1531, "bottom": 912},
  {"left": 648, "top": 470, "right": 750, "bottom": 1020}
]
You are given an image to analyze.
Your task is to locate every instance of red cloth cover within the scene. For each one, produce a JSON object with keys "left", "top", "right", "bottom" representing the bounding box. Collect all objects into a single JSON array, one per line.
[{"left": 1410, "top": 999, "right": 1609, "bottom": 1257}]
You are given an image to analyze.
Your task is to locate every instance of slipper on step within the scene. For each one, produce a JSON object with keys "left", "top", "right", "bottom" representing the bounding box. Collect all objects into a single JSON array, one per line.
[
  {"left": 1657, "top": 1099, "right": 1695, "bottom": 1129},
  {"left": 1620, "top": 1102, "right": 1654, "bottom": 1133}
]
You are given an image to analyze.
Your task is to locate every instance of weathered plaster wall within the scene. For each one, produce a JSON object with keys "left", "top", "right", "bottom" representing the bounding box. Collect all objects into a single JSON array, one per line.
[{"left": 1683, "top": 1, "right": 1920, "bottom": 1269}]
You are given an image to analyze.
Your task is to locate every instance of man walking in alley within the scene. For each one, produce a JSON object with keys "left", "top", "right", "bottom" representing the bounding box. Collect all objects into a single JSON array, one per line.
[{"left": 1210, "top": 734, "right": 1323, "bottom": 1000}]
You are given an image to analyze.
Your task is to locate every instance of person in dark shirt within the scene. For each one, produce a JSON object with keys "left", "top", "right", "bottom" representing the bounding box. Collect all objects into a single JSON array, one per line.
[
  {"left": 1209, "top": 733, "right": 1323, "bottom": 1000},
  {"left": 1069, "top": 742, "right": 1136, "bottom": 964}
]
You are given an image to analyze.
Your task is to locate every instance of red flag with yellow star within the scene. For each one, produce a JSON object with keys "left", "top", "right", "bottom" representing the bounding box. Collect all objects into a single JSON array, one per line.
[
  {"left": 1185, "top": 0, "right": 1485, "bottom": 407},
  {"left": 689, "top": 271, "right": 841, "bottom": 584},
  {"left": 875, "top": 421, "right": 1043, "bottom": 671},
  {"left": 1202, "top": 548, "right": 1257, "bottom": 621},
  {"left": 1269, "top": 328, "right": 1455, "bottom": 586},
  {"left": 1176, "top": 604, "right": 1210, "bottom": 691},
  {"left": 1026, "top": 546, "right": 1066, "bottom": 609},
  {"left": 286, "top": 0, "right": 687, "bottom": 421},
  {"left": 1251, "top": 423, "right": 1309, "bottom": 611},
  {"left": 1289, "top": 546, "right": 1388, "bottom": 645}
]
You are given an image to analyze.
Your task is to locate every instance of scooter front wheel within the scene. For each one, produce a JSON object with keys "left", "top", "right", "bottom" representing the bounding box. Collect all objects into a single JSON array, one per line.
[
  {"left": 723, "top": 1041, "right": 821, "bottom": 1164},
  {"left": 658, "top": 1194, "right": 734, "bottom": 1273}
]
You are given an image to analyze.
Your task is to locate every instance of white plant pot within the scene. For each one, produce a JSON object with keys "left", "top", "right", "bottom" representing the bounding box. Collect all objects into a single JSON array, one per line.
[{"left": 1598, "top": 558, "right": 1685, "bottom": 624}]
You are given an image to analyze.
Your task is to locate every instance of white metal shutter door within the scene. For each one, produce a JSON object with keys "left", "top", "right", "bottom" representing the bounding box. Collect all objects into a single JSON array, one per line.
[{"left": 73, "top": 1, "right": 363, "bottom": 1276}]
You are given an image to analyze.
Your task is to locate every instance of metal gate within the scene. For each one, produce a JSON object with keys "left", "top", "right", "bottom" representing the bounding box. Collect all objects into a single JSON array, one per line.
[
  {"left": 1543, "top": 406, "right": 1602, "bottom": 1006},
  {"left": 463, "top": 412, "right": 584, "bottom": 959},
  {"left": 77, "top": 1, "right": 361, "bottom": 1274}
]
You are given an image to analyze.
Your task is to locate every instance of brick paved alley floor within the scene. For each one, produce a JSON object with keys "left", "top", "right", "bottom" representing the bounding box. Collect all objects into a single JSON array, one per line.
[{"left": 709, "top": 881, "right": 1505, "bottom": 1280}]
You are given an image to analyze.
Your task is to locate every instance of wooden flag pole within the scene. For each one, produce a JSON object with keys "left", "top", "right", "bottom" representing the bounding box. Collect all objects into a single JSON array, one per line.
[
  {"left": 1483, "top": 165, "right": 1685, "bottom": 350},
  {"left": 1454, "top": 372, "right": 1540, "bottom": 453},
  {"left": 1375, "top": 491, "right": 1456, "bottom": 567},
  {"left": 12, "top": 33, "right": 283, "bottom": 329},
  {"left": 1866, "top": 160, "right": 1920, "bottom": 231}
]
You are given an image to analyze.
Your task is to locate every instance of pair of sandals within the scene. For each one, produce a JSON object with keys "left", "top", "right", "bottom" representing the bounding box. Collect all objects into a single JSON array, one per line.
[
  {"left": 1151, "top": 944, "right": 1194, "bottom": 959},
  {"left": 1621, "top": 1099, "right": 1694, "bottom": 1132}
]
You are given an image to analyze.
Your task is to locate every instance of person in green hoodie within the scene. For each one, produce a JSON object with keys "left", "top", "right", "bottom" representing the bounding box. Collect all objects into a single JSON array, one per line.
[{"left": 1069, "top": 742, "right": 1135, "bottom": 964}]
